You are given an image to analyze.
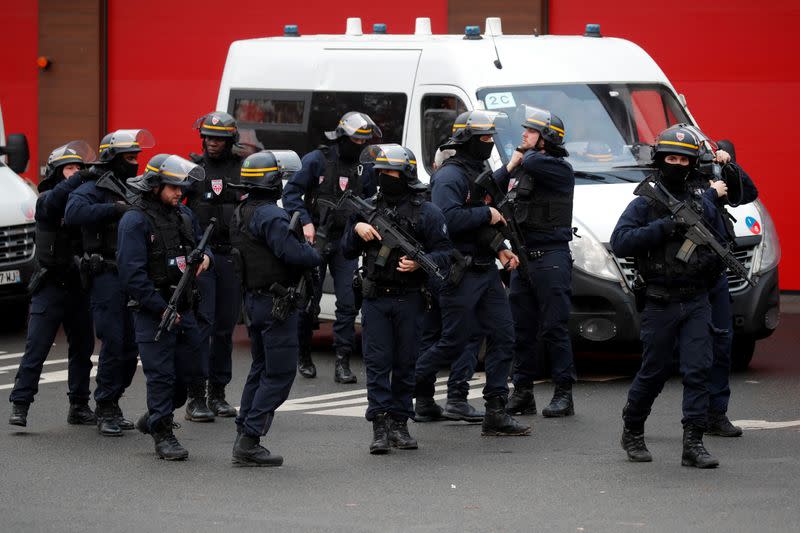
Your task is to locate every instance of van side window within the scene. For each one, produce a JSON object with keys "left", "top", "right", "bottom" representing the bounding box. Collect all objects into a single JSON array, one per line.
[
  {"left": 630, "top": 88, "right": 684, "bottom": 144},
  {"left": 420, "top": 95, "right": 468, "bottom": 174},
  {"left": 229, "top": 90, "right": 407, "bottom": 157}
]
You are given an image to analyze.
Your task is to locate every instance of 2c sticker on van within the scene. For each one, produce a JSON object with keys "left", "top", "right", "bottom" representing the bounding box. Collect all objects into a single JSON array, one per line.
[{"left": 484, "top": 92, "right": 516, "bottom": 110}]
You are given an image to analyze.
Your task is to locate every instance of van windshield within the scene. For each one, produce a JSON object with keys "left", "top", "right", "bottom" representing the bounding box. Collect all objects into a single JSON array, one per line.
[{"left": 477, "top": 83, "right": 691, "bottom": 181}]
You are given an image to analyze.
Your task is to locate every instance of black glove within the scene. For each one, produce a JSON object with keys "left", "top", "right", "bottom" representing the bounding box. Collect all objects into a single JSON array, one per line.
[
  {"left": 187, "top": 249, "right": 205, "bottom": 266},
  {"left": 113, "top": 202, "right": 131, "bottom": 219},
  {"left": 662, "top": 217, "right": 689, "bottom": 236}
]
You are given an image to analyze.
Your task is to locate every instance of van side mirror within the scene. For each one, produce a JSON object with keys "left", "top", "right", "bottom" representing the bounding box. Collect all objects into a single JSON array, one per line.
[{"left": 0, "top": 133, "right": 30, "bottom": 174}]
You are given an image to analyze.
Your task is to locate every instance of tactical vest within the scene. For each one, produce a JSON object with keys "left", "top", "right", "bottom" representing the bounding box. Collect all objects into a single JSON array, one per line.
[
  {"left": 188, "top": 153, "right": 243, "bottom": 251},
  {"left": 137, "top": 201, "right": 196, "bottom": 290},
  {"left": 35, "top": 225, "right": 81, "bottom": 269},
  {"left": 363, "top": 195, "right": 426, "bottom": 288},
  {"left": 81, "top": 171, "right": 133, "bottom": 259},
  {"left": 438, "top": 157, "right": 498, "bottom": 260},
  {"left": 305, "top": 146, "right": 364, "bottom": 231},
  {"left": 230, "top": 201, "right": 296, "bottom": 290},
  {"left": 637, "top": 198, "right": 722, "bottom": 287},
  {"left": 508, "top": 165, "right": 574, "bottom": 232}
]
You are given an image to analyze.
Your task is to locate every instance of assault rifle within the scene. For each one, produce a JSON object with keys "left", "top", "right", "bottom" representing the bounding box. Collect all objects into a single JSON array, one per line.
[
  {"left": 154, "top": 217, "right": 217, "bottom": 341},
  {"left": 319, "top": 191, "right": 446, "bottom": 282},
  {"left": 269, "top": 211, "right": 315, "bottom": 321},
  {"left": 633, "top": 176, "right": 755, "bottom": 288},
  {"left": 474, "top": 170, "right": 531, "bottom": 285}
]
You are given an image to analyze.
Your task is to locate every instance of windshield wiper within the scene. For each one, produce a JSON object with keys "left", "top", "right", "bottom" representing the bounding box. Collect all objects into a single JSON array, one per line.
[{"left": 574, "top": 171, "right": 606, "bottom": 181}]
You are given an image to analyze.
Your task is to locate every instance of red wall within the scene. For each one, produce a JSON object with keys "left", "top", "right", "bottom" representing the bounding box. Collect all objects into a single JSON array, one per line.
[
  {"left": 0, "top": 0, "right": 38, "bottom": 182},
  {"left": 107, "top": 0, "right": 448, "bottom": 170},
  {"left": 550, "top": 0, "right": 800, "bottom": 288}
]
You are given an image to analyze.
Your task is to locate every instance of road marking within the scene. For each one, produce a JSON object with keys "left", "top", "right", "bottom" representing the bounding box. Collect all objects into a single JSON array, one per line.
[
  {"left": 0, "top": 352, "right": 25, "bottom": 361},
  {"left": 732, "top": 419, "right": 800, "bottom": 430}
]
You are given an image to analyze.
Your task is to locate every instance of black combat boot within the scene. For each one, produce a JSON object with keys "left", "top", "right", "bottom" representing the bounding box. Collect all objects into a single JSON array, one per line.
[
  {"left": 388, "top": 417, "right": 419, "bottom": 449},
  {"left": 369, "top": 413, "right": 390, "bottom": 454},
  {"left": 681, "top": 425, "right": 719, "bottom": 469},
  {"left": 541, "top": 383, "right": 575, "bottom": 418},
  {"left": 232, "top": 434, "right": 284, "bottom": 467},
  {"left": 112, "top": 401, "right": 134, "bottom": 430},
  {"left": 706, "top": 411, "right": 743, "bottom": 437},
  {"left": 443, "top": 398, "right": 484, "bottom": 422},
  {"left": 506, "top": 385, "right": 537, "bottom": 415},
  {"left": 621, "top": 425, "right": 653, "bottom": 462},
  {"left": 95, "top": 401, "right": 122, "bottom": 437},
  {"left": 334, "top": 352, "right": 357, "bottom": 384},
  {"left": 481, "top": 396, "right": 532, "bottom": 436},
  {"left": 152, "top": 416, "right": 189, "bottom": 461},
  {"left": 297, "top": 348, "right": 316, "bottom": 379},
  {"left": 67, "top": 401, "right": 97, "bottom": 425},
  {"left": 207, "top": 383, "right": 237, "bottom": 417},
  {"left": 185, "top": 382, "right": 215, "bottom": 422},
  {"left": 414, "top": 397, "right": 444, "bottom": 422},
  {"left": 9, "top": 402, "right": 29, "bottom": 427}
]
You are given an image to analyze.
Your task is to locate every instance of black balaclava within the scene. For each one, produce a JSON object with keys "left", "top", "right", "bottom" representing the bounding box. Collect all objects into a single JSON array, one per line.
[
  {"left": 378, "top": 172, "right": 408, "bottom": 203},
  {"left": 657, "top": 158, "right": 691, "bottom": 193},
  {"left": 111, "top": 154, "right": 139, "bottom": 180},
  {"left": 247, "top": 187, "right": 281, "bottom": 203},
  {"left": 338, "top": 137, "right": 363, "bottom": 163},
  {"left": 37, "top": 167, "right": 65, "bottom": 193},
  {"left": 465, "top": 136, "right": 494, "bottom": 161}
]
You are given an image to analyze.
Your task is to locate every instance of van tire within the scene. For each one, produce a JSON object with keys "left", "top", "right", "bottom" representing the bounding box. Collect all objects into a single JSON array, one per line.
[{"left": 731, "top": 335, "right": 756, "bottom": 371}]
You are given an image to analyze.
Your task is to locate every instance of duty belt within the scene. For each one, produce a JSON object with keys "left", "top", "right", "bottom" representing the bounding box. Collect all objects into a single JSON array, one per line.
[
  {"left": 210, "top": 243, "right": 233, "bottom": 255},
  {"left": 463, "top": 255, "right": 495, "bottom": 272},
  {"left": 645, "top": 284, "right": 707, "bottom": 303},
  {"left": 373, "top": 285, "right": 421, "bottom": 297}
]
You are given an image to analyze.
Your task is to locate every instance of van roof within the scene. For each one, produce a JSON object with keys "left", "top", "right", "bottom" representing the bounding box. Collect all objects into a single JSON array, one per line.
[{"left": 219, "top": 30, "right": 672, "bottom": 106}]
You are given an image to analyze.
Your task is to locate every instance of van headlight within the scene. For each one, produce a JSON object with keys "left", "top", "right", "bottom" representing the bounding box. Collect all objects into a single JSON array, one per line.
[
  {"left": 752, "top": 200, "right": 781, "bottom": 274},
  {"left": 569, "top": 220, "right": 623, "bottom": 282}
]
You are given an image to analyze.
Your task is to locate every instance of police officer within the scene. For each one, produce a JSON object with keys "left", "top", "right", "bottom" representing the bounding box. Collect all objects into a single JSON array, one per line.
[
  {"left": 184, "top": 111, "right": 243, "bottom": 421},
  {"left": 686, "top": 133, "right": 758, "bottom": 438},
  {"left": 8, "top": 142, "right": 96, "bottom": 427},
  {"left": 65, "top": 129, "right": 155, "bottom": 436},
  {"left": 415, "top": 111, "right": 530, "bottom": 437},
  {"left": 496, "top": 106, "right": 577, "bottom": 418},
  {"left": 118, "top": 154, "right": 211, "bottom": 461},
  {"left": 610, "top": 124, "right": 728, "bottom": 468},
  {"left": 341, "top": 144, "right": 452, "bottom": 453},
  {"left": 282, "top": 111, "right": 379, "bottom": 383},
  {"left": 229, "top": 150, "right": 322, "bottom": 466}
]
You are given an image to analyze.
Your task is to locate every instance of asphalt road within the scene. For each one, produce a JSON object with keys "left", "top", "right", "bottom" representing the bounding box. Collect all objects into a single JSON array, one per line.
[{"left": 0, "top": 315, "right": 798, "bottom": 533}]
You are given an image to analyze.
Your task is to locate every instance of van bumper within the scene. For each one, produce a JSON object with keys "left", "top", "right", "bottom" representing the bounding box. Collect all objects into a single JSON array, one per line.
[
  {"left": 729, "top": 266, "right": 780, "bottom": 340},
  {"left": 568, "top": 268, "right": 640, "bottom": 350}
]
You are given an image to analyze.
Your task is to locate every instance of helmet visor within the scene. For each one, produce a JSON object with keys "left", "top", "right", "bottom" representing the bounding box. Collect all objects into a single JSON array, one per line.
[
  {"left": 148, "top": 155, "right": 205, "bottom": 186},
  {"left": 270, "top": 150, "right": 302, "bottom": 174},
  {"left": 105, "top": 129, "right": 156, "bottom": 152},
  {"left": 325, "top": 112, "right": 383, "bottom": 140},
  {"left": 48, "top": 140, "right": 95, "bottom": 167}
]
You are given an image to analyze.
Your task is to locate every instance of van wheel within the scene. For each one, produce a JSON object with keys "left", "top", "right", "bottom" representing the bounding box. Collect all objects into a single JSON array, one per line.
[{"left": 731, "top": 335, "right": 756, "bottom": 371}]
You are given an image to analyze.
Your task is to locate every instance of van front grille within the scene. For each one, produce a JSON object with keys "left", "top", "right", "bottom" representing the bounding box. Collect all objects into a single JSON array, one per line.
[{"left": 0, "top": 223, "right": 36, "bottom": 266}]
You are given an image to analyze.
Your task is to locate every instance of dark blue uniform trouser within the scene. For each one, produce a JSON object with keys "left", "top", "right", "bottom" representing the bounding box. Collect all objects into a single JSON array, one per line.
[
  {"left": 133, "top": 310, "right": 203, "bottom": 429},
  {"left": 10, "top": 281, "right": 94, "bottom": 404},
  {"left": 90, "top": 271, "right": 137, "bottom": 403},
  {"left": 509, "top": 249, "right": 576, "bottom": 387},
  {"left": 236, "top": 292, "right": 298, "bottom": 437},
  {"left": 624, "top": 293, "right": 713, "bottom": 429},
  {"left": 299, "top": 245, "right": 357, "bottom": 355},
  {"left": 196, "top": 252, "right": 242, "bottom": 386},
  {"left": 363, "top": 291, "right": 424, "bottom": 421},
  {"left": 416, "top": 268, "right": 514, "bottom": 401},
  {"left": 418, "top": 295, "right": 480, "bottom": 400},
  {"left": 708, "top": 275, "right": 733, "bottom": 414}
]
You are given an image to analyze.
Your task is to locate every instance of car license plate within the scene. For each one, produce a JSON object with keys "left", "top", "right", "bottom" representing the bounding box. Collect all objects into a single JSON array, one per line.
[{"left": 0, "top": 270, "right": 21, "bottom": 285}]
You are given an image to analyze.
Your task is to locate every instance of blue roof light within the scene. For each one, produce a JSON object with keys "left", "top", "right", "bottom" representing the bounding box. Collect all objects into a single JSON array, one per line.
[
  {"left": 584, "top": 23, "right": 602, "bottom": 37},
  {"left": 464, "top": 26, "right": 482, "bottom": 40},
  {"left": 373, "top": 23, "right": 387, "bottom": 34},
  {"left": 284, "top": 25, "right": 300, "bottom": 37}
]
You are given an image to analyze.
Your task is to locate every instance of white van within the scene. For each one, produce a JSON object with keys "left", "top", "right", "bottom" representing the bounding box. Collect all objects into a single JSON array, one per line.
[
  {"left": 0, "top": 102, "right": 38, "bottom": 327},
  {"left": 215, "top": 17, "right": 781, "bottom": 368}
]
